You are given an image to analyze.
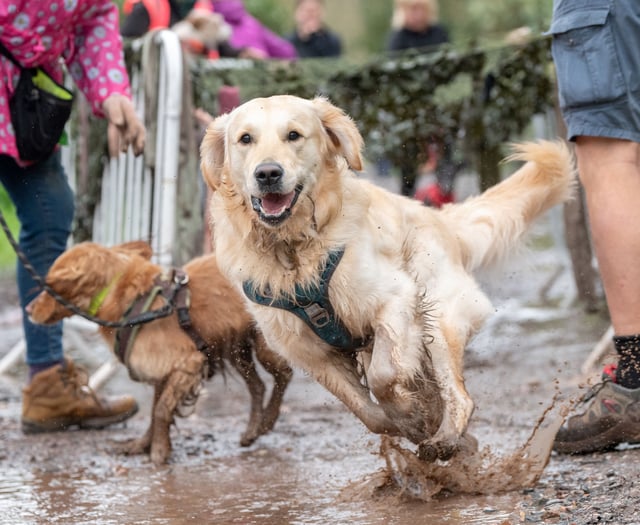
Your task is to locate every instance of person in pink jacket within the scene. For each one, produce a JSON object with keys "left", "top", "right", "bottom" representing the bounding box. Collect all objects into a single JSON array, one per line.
[
  {"left": 0, "top": 0, "right": 145, "bottom": 434},
  {"left": 212, "top": 0, "right": 297, "bottom": 59}
]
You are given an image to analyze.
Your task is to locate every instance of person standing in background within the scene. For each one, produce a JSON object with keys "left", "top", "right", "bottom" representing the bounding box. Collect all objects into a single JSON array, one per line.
[
  {"left": 288, "top": 0, "right": 342, "bottom": 58},
  {"left": 387, "top": 0, "right": 448, "bottom": 53},
  {"left": 386, "top": 0, "right": 456, "bottom": 204},
  {"left": 0, "top": 0, "right": 145, "bottom": 434},
  {"left": 212, "top": 0, "right": 297, "bottom": 59},
  {"left": 120, "top": 0, "right": 264, "bottom": 59}
]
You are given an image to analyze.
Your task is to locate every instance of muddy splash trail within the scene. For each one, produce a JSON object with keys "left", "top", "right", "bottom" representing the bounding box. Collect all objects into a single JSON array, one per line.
[{"left": 342, "top": 399, "right": 567, "bottom": 504}]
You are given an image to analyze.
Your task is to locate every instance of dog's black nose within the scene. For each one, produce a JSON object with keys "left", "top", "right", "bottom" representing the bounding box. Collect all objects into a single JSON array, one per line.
[{"left": 254, "top": 162, "right": 284, "bottom": 189}]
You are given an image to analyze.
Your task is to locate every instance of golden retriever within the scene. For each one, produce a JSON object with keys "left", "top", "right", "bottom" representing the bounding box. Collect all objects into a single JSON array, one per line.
[
  {"left": 27, "top": 241, "right": 292, "bottom": 465},
  {"left": 200, "top": 94, "right": 575, "bottom": 462}
]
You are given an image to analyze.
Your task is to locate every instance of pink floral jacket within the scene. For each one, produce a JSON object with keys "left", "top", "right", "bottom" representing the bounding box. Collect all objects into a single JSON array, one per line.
[{"left": 0, "top": 0, "right": 132, "bottom": 160}]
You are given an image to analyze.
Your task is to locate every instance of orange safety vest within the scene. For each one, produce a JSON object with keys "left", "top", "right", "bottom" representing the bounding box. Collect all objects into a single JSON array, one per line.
[
  {"left": 123, "top": 0, "right": 170, "bottom": 29},
  {"left": 122, "top": 0, "right": 213, "bottom": 17},
  {"left": 122, "top": 0, "right": 213, "bottom": 30},
  {"left": 122, "top": 0, "right": 219, "bottom": 58}
]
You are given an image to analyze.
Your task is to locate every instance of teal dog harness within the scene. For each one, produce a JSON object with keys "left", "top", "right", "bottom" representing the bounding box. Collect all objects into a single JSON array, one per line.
[{"left": 242, "top": 248, "right": 368, "bottom": 352}]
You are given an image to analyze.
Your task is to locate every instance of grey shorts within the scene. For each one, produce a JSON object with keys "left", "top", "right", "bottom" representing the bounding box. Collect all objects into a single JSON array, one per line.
[{"left": 549, "top": 0, "right": 640, "bottom": 142}]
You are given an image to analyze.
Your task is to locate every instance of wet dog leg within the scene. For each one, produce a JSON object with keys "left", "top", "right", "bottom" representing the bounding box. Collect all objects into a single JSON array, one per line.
[
  {"left": 367, "top": 325, "right": 438, "bottom": 445},
  {"left": 304, "top": 353, "right": 401, "bottom": 436},
  {"left": 230, "top": 341, "right": 267, "bottom": 446},
  {"left": 149, "top": 353, "right": 205, "bottom": 465},
  {"left": 417, "top": 323, "right": 474, "bottom": 462},
  {"left": 253, "top": 337, "right": 293, "bottom": 435}
]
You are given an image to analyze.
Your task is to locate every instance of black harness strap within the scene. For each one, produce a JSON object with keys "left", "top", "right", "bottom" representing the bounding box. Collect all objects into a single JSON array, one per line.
[
  {"left": 114, "top": 269, "right": 218, "bottom": 378},
  {"left": 114, "top": 282, "right": 166, "bottom": 380},
  {"left": 173, "top": 270, "right": 222, "bottom": 376}
]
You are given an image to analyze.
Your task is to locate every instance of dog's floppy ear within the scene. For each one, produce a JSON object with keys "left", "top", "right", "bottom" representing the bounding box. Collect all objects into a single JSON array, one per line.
[
  {"left": 200, "top": 113, "right": 230, "bottom": 190},
  {"left": 311, "top": 97, "right": 364, "bottom": 171},
  {"left": 114, "top": 240, "right": 153, "bottom": 260}
]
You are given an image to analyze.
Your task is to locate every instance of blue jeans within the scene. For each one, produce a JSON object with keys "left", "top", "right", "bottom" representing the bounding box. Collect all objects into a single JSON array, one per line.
[{"left": 0, "top": 152, "right": 75, "bottom": 366}]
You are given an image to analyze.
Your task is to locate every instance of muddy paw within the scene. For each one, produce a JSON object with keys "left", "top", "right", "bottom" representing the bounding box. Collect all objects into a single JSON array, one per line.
[
  {"left": 416, "top": 438, "right": 457, "bottom": 462},
  {"left": 239, "top": 430, "right": 259, "bottom": 447},
  {"left": 112, "top": 436, "right": 151, "bottom": 456},
  {"left": 150, "top": 440, "right": 172, "bottom": 466}
]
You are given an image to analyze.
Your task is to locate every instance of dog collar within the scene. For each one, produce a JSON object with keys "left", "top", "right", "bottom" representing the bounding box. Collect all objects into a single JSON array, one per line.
[
  {"left": 87, "top": 274, "right": 121, "bottom": 316},
  {"left": 242, "top": 247, "right": 369, "bottom": 352}
]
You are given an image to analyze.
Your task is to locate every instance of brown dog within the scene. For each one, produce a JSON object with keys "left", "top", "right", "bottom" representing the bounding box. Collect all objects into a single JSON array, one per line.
[
  {"left": 27, "top": 241, "right": 292, "bottom": 465},
  {"left": 201, "top": 94, "right": 575, "bottom": 462}
]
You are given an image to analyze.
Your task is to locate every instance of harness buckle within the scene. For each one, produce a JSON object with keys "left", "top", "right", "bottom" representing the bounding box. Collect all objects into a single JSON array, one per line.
[
  {"left": 304, "top": 303, "right": 331, "bottom": 328},
  {"left": 174, "top": 270, "right": 189, "bottom": 285}
]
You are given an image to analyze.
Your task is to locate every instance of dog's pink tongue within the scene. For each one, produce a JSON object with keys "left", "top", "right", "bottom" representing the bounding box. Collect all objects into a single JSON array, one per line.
[{"left": 261, "top": 192, "right": 294, "bottom": 215}]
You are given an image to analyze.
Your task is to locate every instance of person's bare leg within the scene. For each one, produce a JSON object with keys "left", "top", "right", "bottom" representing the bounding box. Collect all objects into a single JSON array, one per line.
[
  {"left": 576, "top": 136, "right": 640, "bottom": 387},
  {"left": 553, "top": 137, "right": 640, "bottom": 454},
  {"left": 576, "top": 137, "right": 640, "bottom": 334}
]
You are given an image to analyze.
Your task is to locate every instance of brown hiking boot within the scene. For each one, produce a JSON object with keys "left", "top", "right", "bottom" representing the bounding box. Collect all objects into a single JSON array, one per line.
[
  {"left": 22, "top": 358, "right": 138, "bottom": 434},
  {"left": 553, "top": 377, "right": 640, "bottom": 454}
]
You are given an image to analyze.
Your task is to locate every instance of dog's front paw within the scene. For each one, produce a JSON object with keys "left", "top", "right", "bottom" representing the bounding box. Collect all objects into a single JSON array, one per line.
[
  {"left": 416, "top": 431, "right": 478, "bottom": 462},
  {"left": 416, "top": 438, "right": 457, "bottom": 462},
  {"left": 239, "top": 428, "right": 260, "bottom": 447}
]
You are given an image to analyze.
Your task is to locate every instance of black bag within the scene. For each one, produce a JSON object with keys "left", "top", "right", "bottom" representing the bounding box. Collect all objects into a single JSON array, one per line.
[{"left": 1, "top": 41, "right": 74, "bottom": 163}]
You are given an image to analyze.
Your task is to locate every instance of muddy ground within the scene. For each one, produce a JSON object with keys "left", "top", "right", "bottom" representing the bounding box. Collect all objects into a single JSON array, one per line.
[{"left": 1, "top": 187, "right": 640, "bottom": 524}]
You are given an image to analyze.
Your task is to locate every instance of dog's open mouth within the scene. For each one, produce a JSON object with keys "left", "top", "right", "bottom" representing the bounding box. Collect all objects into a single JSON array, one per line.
[{"left": 251, "top": 185, "right": 302, "bottom": 226}]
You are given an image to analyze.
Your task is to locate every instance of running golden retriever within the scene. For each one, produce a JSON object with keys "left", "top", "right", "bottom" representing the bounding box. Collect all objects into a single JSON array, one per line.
[
  {"left": 200, "top": 94, "right": 575, "bottom": 462},
  {"left": 27, "top": 241, "right": 292, "bottom": 465}
]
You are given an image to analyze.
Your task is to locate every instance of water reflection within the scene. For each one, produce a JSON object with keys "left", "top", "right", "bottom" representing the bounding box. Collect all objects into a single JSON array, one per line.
[{"left": 0, "top": 450, "right": 527, "bottom": 525}]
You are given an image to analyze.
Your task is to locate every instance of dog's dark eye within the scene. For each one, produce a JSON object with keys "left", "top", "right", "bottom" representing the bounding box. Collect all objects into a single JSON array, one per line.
[
  {"left": 239, "top": 133, "right": 252, "bottom": 144},
  {"left": 287, "top": 130, "right": 301, "bottom": 141}
]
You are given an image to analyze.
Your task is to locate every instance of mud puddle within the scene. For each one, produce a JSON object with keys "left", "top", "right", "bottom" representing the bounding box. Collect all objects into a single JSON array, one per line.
[
  {"left": 0, "top": 365, "right": 571, "bottom": 525},
  {"left": 0, "top": 450, "right": 528, "bottom": 525}
]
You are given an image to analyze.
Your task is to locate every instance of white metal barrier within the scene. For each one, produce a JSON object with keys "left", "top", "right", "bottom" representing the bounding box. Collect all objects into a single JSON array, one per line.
[
  {"left": 0, "top": 30, "right": 185, "bottom": 388},
  {"left": 93, "top": 30, "right": 183, "bottom": 266}
]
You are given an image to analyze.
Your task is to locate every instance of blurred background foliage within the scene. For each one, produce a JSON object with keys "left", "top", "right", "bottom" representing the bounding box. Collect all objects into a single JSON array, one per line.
[
  {"left": 191, "top": 37, "right": 554, "bottom": 189},
  {"left": 251, "top": 0, "right": 553, "bottom": 56},
  {"left": 0, "top": 188, "right": 18, "bottom": 272},
  {"left": 112, "top": 0, "right": 554, "bottom": 56},
  {"left": 245, "top": 0, "right": 553, "bottom": 59}
]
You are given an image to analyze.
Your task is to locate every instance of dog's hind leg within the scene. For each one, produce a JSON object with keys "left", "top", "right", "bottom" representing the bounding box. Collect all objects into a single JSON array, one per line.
[
  {"left": 229, "top": 340, "right": 268, "bottom": 447},
  {"left": 253, "top": 336, "right": 293, "bottom": 435},
  {"left": 149, "top": 352, "right": 206, "bottom": 465}
]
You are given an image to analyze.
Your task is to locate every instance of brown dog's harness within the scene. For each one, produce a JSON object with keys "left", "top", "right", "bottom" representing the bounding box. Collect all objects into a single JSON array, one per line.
[
  {"left": 114, "top": 269, "right": 217, "bottom": 380},
  {"left": 242, "top": 247, "right": 370, "bottom": 353}
]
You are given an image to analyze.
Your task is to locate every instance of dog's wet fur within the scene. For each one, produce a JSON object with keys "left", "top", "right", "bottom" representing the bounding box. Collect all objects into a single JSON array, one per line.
[
  {"left": 27, "top": 241, "right": 292, "bottom": 465},
  {"left": 201, "top": 94, "right": 575, "bottom": 462}
]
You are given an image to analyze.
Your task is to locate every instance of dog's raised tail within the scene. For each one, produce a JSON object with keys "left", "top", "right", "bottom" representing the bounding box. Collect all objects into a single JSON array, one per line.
[{"left": 442, "top": 140, "right": 576, "bottom": 272}]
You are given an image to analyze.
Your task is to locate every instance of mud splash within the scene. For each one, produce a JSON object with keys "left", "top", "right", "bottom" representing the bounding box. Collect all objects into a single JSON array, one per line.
[{"left": 356, "top": 398, "right": 568, "bottom": 502}]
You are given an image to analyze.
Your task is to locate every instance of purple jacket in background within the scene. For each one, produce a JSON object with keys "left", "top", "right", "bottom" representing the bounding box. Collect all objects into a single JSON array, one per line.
[{"left": 213, "top": 0, "right": 297, "bottom": 59}]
